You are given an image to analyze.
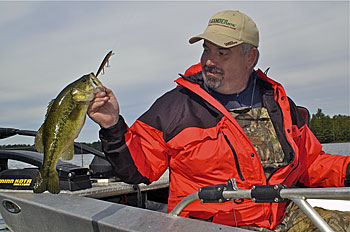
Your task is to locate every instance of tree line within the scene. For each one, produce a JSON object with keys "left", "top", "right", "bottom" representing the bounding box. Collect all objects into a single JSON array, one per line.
[
  {"left": 0, "top": 141, "right": 102, "bottom": 153},
  {"left": 0, "top": 108, "right": 349, "bottom": 151},
  {"left": 309, "top": 108, "right": 350, "bottom": 143}
]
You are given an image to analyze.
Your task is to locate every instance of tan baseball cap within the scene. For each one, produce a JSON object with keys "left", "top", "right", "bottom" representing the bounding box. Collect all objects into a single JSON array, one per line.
[{"left": 189, "top": 10, "right": 259, "bottom": 48}]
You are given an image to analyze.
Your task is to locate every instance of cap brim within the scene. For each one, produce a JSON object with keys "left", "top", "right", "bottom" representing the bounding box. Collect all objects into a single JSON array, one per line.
[{"left": 189, "top": 32, "right": 243, "bottom": 48}]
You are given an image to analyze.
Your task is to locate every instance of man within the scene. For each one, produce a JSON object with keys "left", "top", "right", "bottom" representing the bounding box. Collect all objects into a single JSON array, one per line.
[{"left": 88, "top": 10, "right": 350, "bottom": 231}]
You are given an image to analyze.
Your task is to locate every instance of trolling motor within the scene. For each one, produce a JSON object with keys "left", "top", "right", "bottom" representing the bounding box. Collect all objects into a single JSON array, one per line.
[
  {"left": 169, "top": 178, "right": 350, "bottom": 232},
  {"left": 0, "top": 127, "right": 115, "bottom": 191}
]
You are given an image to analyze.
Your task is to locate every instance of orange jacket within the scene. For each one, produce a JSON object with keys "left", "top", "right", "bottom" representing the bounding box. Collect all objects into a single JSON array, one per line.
[{"left": 100, "top": 64, "right": 350, "bottom": 229}]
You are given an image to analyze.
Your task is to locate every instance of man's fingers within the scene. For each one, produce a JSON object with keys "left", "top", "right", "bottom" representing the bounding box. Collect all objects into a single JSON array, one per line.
[
  {"left": 95, "top": 91, "right": 107, "bottom": 98},
  {"left": 105, "top": 87, "right": 113, "bottom": 94},
  {"left": 93, "top": 96, "right": 109, "bottom": 103},
  {"left": 89, "top": 98, "right": 107, "bottom": 112}
]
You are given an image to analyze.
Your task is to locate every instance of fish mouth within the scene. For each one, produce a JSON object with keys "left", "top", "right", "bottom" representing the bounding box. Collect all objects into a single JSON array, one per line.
[{"left": 90, "top": 73, "right": 105, "bottom": 92}]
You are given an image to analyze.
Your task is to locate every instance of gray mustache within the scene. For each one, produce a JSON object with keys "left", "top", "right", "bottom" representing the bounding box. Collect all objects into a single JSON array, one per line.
[{"left": 203, "top": 65, "right": 224, "bottom": 75}]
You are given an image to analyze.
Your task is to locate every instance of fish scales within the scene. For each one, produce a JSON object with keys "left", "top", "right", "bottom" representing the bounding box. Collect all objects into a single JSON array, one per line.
[{"left": 34, "top": 73, "right": 104, "bottom": 194}]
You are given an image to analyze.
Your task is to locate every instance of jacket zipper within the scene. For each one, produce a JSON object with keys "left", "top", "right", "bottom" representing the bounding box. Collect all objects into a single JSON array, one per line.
[{"left": 222, "top": 132, "right": 245, "bottom": 181}]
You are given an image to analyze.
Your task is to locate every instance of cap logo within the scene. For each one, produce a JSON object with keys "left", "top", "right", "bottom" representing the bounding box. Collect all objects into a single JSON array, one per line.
[
  {"left": 224, "top": 41, "right": 237, "bottom": 46},
  {"left": 209, "top": 18, "right": 236, "bottom": 29}
]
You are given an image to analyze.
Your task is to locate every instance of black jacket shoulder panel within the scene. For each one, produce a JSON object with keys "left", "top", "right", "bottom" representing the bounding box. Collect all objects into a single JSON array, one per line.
[
  {"left": 288, "top": 97, "right": 307, "bottom": 129},
  {"left": 138, "top": 85, "right": 223, "bottom": 142}
]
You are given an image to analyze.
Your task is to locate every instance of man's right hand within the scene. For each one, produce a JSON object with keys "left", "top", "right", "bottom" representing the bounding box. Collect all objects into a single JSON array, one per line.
[{"left": 88, "top": 88, "right": 120, "bottom": 129}]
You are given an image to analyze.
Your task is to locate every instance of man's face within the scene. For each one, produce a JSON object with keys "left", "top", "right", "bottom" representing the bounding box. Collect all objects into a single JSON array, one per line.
[{"left": 200, "top": 40, "right": 251, "bottom": 94}]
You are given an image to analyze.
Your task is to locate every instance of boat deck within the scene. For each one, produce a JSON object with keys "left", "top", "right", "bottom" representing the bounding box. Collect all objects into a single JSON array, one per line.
[
  {"left": 66, "top": 169, "right": 169, "bottom": 198},
  {"left": 0, "top": 169, "right": 169, "bottom": 199}
]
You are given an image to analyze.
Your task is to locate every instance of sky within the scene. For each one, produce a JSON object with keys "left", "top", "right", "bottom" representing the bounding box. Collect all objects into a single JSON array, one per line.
[{"left": 0, "top": 1, "right": 349, "bottom": 145}]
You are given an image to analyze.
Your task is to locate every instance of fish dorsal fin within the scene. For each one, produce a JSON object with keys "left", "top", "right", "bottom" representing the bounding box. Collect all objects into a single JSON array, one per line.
[
  {"left": 61, "top": 143, "right": 74, "bottom": 161},
  {"left": 35, "top": 99, "right": 55, "bottom": 153},
  {"left": 35, "top": 125, "right": 44, "bottom": 153},
  {"left": 45, "top": 99, "right": 55, "bottom": 118}
]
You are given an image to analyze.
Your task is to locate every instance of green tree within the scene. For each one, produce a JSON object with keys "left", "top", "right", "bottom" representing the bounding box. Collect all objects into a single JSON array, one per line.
[{"left": 310, "top": 109, "right": 350, "bottom": 143}]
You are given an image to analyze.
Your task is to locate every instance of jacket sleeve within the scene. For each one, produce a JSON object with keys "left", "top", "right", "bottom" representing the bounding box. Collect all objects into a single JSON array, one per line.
[
  {"left": 99, "top": 115, "right": 169, "bottom": 184},
  {"left": 288, "top": 99, "right": 350, "bottom": 187}
]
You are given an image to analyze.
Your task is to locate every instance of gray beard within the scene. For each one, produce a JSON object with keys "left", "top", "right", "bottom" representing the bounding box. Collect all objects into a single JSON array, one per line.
[{"left": 204, "top": 74, "right": 224, "bottom": 90}]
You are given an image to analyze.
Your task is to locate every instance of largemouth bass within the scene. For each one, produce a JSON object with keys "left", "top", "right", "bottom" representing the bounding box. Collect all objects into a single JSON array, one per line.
[{"left": 34, "top": 73, "right": 104, "bottom": 194}]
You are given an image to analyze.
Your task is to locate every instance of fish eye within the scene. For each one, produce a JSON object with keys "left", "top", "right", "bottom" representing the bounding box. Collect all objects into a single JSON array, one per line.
[{"left": 81, "top": 78, "right": 86, "bottom": 82}]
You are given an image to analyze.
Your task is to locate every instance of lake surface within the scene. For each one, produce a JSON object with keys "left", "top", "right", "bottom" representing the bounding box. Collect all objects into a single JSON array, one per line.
[
  {"left": 0, "top": 143, "right": 349, "bottom": 231},
  {"left": 8, "top": 153, "right": 95, "bottom": 169},
  {"left": 321, "top": 142, "right": 349, "bottom": 156}
]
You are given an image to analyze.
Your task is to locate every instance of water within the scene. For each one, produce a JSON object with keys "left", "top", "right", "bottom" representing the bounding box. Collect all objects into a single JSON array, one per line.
[
  {"left": 8, "top": 153, "right": 94, "bottom": 170},
  {"left": 0, "top": 143, "right": 349, "bottom": 231},
  {"left": 321, "top": 142, "right": 349, "bottom": 156}
]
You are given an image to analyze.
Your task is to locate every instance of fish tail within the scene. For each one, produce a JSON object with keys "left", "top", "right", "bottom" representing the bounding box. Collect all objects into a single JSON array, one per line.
[
  {"left": 33, "top": 169, "right": 60, "bottom": 194},
  {"left": 33, "top": 170, "right": 47, "bottom": 193},
  {"left": 47, "top": 170, "right": 60, "bottom": 194}
]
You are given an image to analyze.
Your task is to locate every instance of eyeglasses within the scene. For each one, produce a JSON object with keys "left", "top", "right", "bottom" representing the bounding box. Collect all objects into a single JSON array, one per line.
[{"left": 229, "top": 76, "right": 257, "bottom": 114}]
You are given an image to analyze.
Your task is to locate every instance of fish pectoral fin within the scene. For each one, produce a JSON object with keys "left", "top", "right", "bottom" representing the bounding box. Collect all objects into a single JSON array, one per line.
[
  {"left": 35, "top": 125, "right": 44, "bottom": 153},
  {"left": 61, "top": 144, "right": 74, "bottom": 161}
]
